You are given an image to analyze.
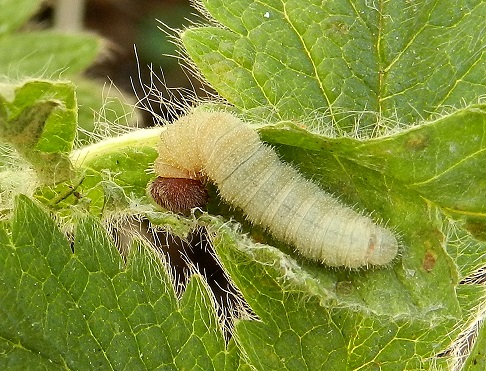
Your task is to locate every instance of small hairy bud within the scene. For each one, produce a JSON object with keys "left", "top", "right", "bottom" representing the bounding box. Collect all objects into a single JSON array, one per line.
[{"left": 149, "top": 176, "right": 209, "bottom": 214}]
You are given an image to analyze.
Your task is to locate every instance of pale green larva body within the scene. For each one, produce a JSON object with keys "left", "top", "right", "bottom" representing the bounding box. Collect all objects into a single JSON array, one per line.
[{"left": 155, "top": 111, "right": 398, "bottom": 268}]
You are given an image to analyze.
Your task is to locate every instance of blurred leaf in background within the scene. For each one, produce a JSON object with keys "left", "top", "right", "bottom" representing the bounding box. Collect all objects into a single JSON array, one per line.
[{"left": 0, "top": 0, "right": 138, "bottom": 145}]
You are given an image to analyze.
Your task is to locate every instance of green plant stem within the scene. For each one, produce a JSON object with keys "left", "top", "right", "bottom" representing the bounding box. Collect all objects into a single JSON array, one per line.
[{"left": 70, "top": 126, "right": 163, "bottom": 169}]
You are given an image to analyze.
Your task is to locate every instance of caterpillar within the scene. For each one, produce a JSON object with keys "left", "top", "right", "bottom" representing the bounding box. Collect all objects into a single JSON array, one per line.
[{"left": 150, "top": 111, "right": 398, "bottom": 268}]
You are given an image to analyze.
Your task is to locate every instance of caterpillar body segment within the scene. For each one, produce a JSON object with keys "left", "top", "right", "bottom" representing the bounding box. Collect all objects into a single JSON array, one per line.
[{"left": 153, "top": 111, "right": 398, "bottom": 268}]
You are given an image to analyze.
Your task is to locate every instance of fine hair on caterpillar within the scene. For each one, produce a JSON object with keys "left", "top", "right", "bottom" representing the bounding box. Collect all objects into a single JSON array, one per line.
[{"left": 150, "top": 110, "right": 399, "bottom": 268}]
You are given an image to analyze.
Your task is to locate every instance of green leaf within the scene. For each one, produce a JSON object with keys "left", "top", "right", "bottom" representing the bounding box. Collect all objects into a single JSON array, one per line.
[
  {"left": 0, "top": 80, "right": 77, "bottom": 182},
  {"left": 463, "top": 318, "right": 486, "bottom": 370},
  {"left": 182, "top": 0, "right": 486, "bottom": 133},
  {"left": 0, "top": 0, "right": 42, "bottom": 36},
  {"left": 199, "top": 213, "right": 475, "bottom": 370},
  {"left": 0, "top": 195, "right": 229, "bottom": 369},
  {"left": 0, "top": 32, "right": 102, "bottom": 78}
]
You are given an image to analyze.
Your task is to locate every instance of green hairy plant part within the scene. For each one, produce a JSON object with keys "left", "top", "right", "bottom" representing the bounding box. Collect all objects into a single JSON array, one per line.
[
  {"left": 1, "top": 0, "right": 486, "bottom": 370},
  {"left": 0, "top": 0, "right": 137, "bottom": 145}
]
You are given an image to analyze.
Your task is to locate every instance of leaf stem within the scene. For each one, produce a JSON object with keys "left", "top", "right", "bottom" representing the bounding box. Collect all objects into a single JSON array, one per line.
[{"left": 70, "top": 127, "right": 163, "bottom": 168}]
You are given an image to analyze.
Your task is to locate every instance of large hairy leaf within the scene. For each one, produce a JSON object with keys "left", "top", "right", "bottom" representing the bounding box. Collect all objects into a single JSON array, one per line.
[
  {"left": 182, "top": 0, "right": 486, "bottom": 133},
  {"left": 0, "top": 196, "right": 229, "bottom": 370}
]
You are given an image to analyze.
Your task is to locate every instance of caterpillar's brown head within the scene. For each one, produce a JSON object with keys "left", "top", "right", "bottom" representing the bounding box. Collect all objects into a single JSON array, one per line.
[{"left": 149, "top": 176, "right": 209, "bottom": 215}]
